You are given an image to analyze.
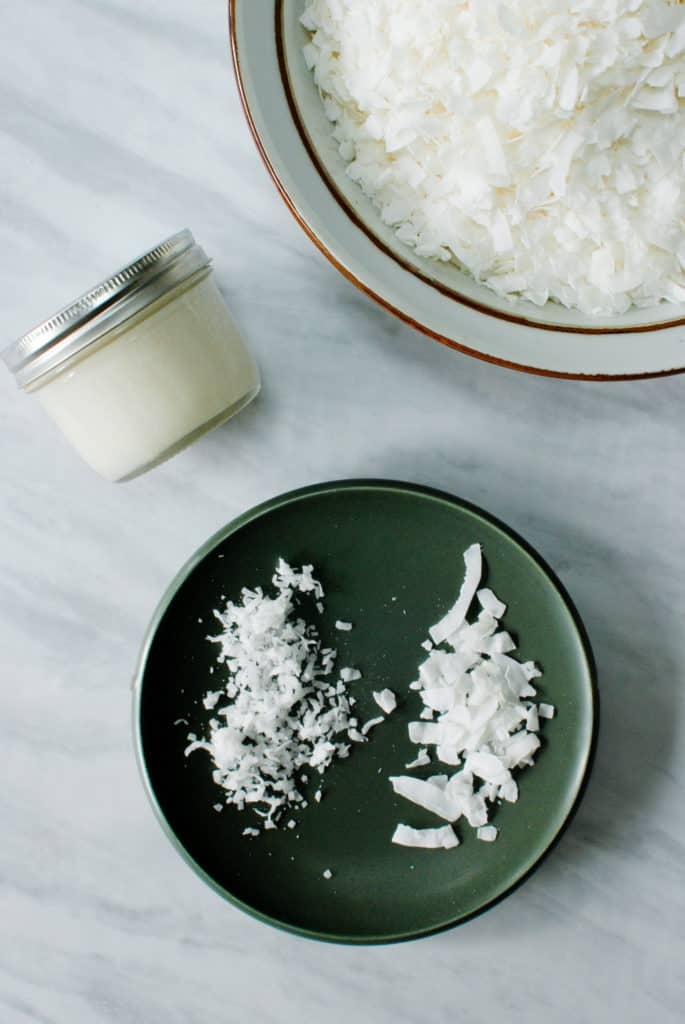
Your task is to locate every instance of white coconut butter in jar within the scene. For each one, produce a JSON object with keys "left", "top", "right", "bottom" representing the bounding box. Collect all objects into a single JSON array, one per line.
[{"left": 1, "top": 230, "right": 260, "bottom": 481}]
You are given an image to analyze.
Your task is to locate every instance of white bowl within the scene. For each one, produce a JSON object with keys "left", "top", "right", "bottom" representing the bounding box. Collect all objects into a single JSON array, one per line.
[{"left": 229, "top": 1, "right": 685, "bottom": 380}]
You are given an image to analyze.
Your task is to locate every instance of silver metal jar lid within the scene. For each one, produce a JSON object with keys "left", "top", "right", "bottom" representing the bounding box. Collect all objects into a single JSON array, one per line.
[{"left": 2, "top": 229, "right": 211, "bottom": 388}]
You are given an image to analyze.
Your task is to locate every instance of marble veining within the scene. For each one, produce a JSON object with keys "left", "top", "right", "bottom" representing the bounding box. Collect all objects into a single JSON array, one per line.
[{"left": 1, "top": 2, "right": 684, "bottom": 1022}]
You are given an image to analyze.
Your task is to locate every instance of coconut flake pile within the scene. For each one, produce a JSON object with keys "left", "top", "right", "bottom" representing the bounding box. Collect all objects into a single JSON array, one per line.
[
  {"left": 390, "top": 544, "right": 555, "bottom": 850},
  {"left": 185, "top": 560, "right": 375, "bottom": 832},
  {"left": 302, "top": 0, "right": 685, "bottom": 315}
]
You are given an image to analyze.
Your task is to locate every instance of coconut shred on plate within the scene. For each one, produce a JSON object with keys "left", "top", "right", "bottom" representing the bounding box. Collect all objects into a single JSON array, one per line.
[
  {"left": 302, "top": 0, "right": 685, "bottom": 316},
  {"left": 183, "top": 560, "right": 395, "bottom": 833}
]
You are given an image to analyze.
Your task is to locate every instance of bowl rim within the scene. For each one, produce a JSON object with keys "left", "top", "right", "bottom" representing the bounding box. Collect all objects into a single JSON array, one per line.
[
  {"left": 132, "top": 478, "right": 600, "bottom": 944},
  {"left": 228, "top": 0, "right": 685, "bottom": 381}
]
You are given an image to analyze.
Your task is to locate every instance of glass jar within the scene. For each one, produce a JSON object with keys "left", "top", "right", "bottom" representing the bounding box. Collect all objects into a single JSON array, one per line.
[{"left": 2, "top": 231, "right": 260, "bottom": 481}]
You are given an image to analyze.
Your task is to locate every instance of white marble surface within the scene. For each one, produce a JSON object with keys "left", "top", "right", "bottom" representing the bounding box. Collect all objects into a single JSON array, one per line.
[{"left": 1, "top": 1, "right": 684, "bottom": 1021}]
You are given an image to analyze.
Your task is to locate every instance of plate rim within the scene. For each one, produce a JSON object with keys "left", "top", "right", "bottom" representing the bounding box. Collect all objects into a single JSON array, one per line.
[
  {"left": 132, "top": 479, "right": 599, "bottom": 944},
  {"left": 227, "top": 0, "right": 685, "bottom": 382}
]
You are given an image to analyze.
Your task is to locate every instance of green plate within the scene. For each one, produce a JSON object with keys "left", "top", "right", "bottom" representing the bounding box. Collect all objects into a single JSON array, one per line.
[{"left": 133, "top": 480, "right": 597, "bottom": 944}]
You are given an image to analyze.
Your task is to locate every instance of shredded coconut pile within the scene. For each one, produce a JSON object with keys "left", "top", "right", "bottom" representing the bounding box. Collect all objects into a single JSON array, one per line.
[
  {"left": 390, "top": 544, "right": 555, "bottom": 850},
  {"left": 302, "top": 0, "right": 685, "bottom": 315},
  {"left": 185, "top": 560, "right": 374, "bottom": 832}
]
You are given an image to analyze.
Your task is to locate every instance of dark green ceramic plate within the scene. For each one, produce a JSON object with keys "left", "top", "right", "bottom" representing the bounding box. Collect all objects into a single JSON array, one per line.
[{"left": 133, "top": 480, "right": 597, "bottom": 944}]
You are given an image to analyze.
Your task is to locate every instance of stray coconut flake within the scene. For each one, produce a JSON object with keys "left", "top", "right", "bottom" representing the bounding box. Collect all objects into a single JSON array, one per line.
[
  {"left": 373, "top": 688, "right": 397, "bottom": 715},
  {"left": 335, "top": 620, "right": 353, "bottom": 632},
  {"left": 477, "top": 588, "right": 507, "bottom": 620},
  {"left": 392, "top": 824, "right": 459, "bottom": 850},
  {"left": 361, "top": 716, "right": 385, "bottom": 736},
  {"left": 390, "top": 775, "right": 461, "bottom": 821},
  {"left": 429, "top": 544, "right": 482, "bottom": 645},
  {"left": 477, "top": 826, "right": 499, "bottom": 843},
  {"left": 405, "top": 747, "right": 431, "bottom": 770}
]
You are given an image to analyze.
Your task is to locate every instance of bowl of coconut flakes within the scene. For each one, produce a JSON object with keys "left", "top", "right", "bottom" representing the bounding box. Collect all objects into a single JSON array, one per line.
[{"left": 229, "top": 0, "right": 685, "bottom": 379}]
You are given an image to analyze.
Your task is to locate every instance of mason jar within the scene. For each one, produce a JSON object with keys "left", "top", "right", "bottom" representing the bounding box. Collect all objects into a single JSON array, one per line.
[{"left": 2, "top": 230, "right": 260, "bottom": 481}]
